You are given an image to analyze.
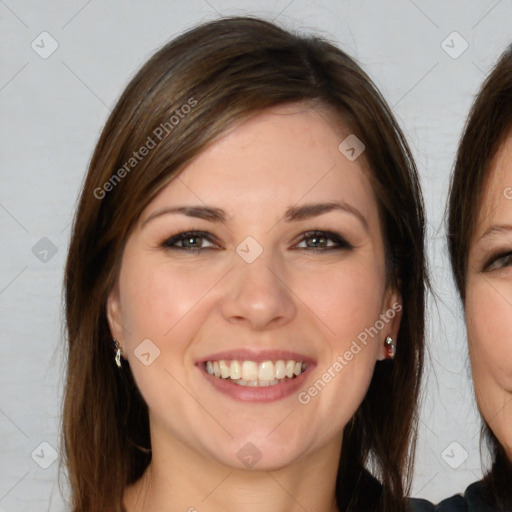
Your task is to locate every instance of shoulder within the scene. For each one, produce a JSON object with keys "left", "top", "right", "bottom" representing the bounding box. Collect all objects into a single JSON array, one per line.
[
  {"left": 464, "top": 480, "right": 496, "bottom": 510},
  {"left": 435, "top": 494, "right": 467, "bottom": 511},
  {"left": 407, "top": 497, "right": 436, "bottom": 511},
  {"left": 426, "top": 481, "right": 494, "bottom": 512}
]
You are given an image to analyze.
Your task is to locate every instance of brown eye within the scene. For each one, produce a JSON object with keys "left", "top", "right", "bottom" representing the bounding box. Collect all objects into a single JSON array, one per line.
[
  {"left": 162, "top": 231, "right": 217, "bottom": 251},
  {"left": 295, "top": 231, "right": 354, "bottom": 251},
  {"left": 485, "top": 251, "right": 512, "bottom": 271}
]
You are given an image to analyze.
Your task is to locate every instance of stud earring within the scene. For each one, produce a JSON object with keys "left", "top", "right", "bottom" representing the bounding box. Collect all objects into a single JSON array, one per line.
[
  {"left": 384, "top": 336, "right": 396, "bottom": 360},
  {"left": 113, "top": 338, "right": 122, "bottom": 368}
]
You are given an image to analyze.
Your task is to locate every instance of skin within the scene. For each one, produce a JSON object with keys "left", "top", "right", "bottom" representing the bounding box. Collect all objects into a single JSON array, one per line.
[
  {"left": 107, "top": 103, "right": 401, "bottom": 512},
  {"left": 466, "top": 134, "right": 512, "bottom": 463}
]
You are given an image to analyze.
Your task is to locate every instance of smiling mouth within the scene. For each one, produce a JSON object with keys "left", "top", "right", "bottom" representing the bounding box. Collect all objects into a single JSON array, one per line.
[{"left": 204, "top": 359, "right": 307, "bottom": 387}]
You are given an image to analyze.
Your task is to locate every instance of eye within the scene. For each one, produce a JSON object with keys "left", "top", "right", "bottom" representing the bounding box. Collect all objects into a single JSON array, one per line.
[
  {"left": 160, "top": 229, "right": 353, "bottom": 253},
  {"left": 295, "top": 230, "right": 354, "bottom": 251},
  {"left": 161, "top": 230, "right": 218, "bottom": 251},
  {"left": 484, "top": 251, "right": 512, "bottom": 271}
]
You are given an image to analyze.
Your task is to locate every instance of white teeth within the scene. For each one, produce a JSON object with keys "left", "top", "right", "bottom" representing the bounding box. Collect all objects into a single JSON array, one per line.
[
  {"left": 258, "top": 361, "right": 274, "bottom": 381},
  {"left": 232, "top": 378, "right": 280, "bottom": 387},
  {"left": 229, "top": 360, "right": 241, "bottom": 379},
  {"left": 219, "top": 360, "right": 230, "bottom": 379},
  {"left": 241, "top": 361, "right": 259, "bottom": 381},
  {"left": 204, "top": 358, "right": 307, "bottom": 385},
  {"left": 275, "top": 360, "right": 286, "bottom": 379}
]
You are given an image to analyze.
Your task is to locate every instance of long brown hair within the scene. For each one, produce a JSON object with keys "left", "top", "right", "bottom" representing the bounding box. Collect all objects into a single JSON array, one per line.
[
  {"left": 63, "top": 16, "right": 426, "bottom": 511},
  {"left": 447, "top": 45, "right": 512, "bottom": 510}
]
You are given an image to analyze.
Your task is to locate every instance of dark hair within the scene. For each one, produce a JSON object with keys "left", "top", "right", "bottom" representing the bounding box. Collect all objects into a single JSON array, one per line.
[
  {"left": 63, "top": 16, "right": 426, "bottom": 512},
  {"left": 447, "top": 45, "right": 512, "bottom": 509}
]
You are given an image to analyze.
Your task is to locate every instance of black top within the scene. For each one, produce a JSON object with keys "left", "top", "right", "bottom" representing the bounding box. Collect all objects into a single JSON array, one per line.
[
  {"left": 408, "top": 481, "right": 495, "bottom": 512},
  {"left": 408, "top": 495, "right": 466, "bottom": 511}
]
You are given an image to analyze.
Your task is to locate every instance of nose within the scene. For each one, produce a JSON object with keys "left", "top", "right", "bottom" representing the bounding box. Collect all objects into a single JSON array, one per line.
[{"left": 220, "top": 250, "right": 298, "bottom": 331}]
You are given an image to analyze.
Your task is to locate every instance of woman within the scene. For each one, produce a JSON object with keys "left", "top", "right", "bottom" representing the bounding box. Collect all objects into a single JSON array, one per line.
[
  {"left": 447, "top": 45, "right": 512, "bottom": 510},
  {"left": 63, "top": 16, "right": 427, "bottom": 511}
]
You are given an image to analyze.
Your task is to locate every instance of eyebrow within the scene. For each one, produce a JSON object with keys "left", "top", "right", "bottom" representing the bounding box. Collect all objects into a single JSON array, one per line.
[
  {"left": 141, "top": 201, "right": 368, "bottom": 231},
  {"left": 479, "top": 224, "right": 512, "bottom": 240}
]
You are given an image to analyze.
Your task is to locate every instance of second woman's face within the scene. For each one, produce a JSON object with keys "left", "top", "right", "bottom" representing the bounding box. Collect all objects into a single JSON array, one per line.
[
  {"left": 466, "top": 134, "right": 512, "bottom": 460},
  {"left": 107, "top": 104, "right": 401, "bottom": 470}
]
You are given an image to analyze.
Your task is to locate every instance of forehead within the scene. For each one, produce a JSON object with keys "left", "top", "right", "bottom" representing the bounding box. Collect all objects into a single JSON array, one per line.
[
  {"left": 475, "top": 134, "right": 512, "bottom": 233},
  {"left": 145, "top": 104, "right": 379, "bottom": 224}
]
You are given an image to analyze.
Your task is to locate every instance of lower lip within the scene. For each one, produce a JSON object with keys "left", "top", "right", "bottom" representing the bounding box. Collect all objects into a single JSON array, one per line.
[{"left": 199, "top": 364, "right": 313, "bottom": 402}]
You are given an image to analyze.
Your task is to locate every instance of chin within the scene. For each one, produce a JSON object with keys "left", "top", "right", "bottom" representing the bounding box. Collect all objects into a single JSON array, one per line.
[{"left": 206, "top": 434, "right": 309, "bottom": 471}]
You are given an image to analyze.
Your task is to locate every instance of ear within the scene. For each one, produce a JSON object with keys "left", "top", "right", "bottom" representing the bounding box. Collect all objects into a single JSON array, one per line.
[
  {"left": 106, "top": 285, "right": 124, "bottom": 350},
  {"left": 377, "top": 286, "right": 402, "bottom": 361}
]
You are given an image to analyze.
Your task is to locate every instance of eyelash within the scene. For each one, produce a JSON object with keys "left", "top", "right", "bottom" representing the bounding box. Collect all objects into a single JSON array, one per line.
[
  {"left": 161, "top": 230, "right": 354, "bottom": 253},
  {"left": 484, "top": 250, "right": 512, "bottom": 271}
]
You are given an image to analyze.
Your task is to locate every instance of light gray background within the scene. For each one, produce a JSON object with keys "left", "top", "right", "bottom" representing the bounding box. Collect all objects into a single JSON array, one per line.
[{"left": 1, "top": 1, "right": 511, "bottom": 510}]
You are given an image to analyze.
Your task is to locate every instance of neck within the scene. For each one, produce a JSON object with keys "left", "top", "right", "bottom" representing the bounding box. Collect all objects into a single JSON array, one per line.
[{"left": 124, "top": 424, "right": 341, "bottom": 512}]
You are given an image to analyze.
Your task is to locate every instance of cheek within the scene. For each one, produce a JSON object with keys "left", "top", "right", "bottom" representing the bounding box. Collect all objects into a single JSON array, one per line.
[
  {"left": 466, "top": 279, "right": 512, "bottom": 406},
  {"left": 118, "top": 255, "right": 222, "bottom": 344},
  {"left": 116, "top": 257, "right": 221, "bottom": 415},
  {"left": 314, "top": 262, "right": 387, "bottom": 346}
]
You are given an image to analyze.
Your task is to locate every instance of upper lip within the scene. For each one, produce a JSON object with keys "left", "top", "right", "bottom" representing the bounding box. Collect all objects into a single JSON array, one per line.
[{"left": 198, "top": 349, "right": 316, "bottom": 365}]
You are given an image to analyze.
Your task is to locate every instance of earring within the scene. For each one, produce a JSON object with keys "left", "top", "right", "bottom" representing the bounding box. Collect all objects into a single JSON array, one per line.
[
  {"left": 113, "top": 338, "right": 122, "bottom": 368},
  {"left": 384, "top": 336, "right": 396, "bottom": 359}
]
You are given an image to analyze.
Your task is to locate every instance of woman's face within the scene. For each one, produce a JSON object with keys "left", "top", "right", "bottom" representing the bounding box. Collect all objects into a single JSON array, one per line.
[
  {"left": 466, "top": 134, "right": 512, "bottom": 461},
  {"left": 107, "top": 103, "right": 401, "bottom": 470}
]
